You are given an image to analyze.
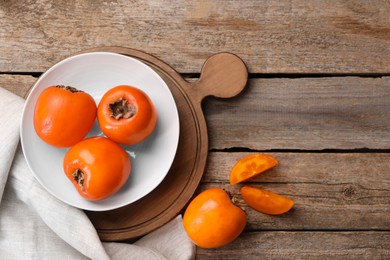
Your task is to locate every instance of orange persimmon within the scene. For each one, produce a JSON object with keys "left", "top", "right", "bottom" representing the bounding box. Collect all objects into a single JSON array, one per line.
[
  {"left": 229, "top": 154, "right": 278, "bottom": 185},
  {"left": 183, "top": 188, "right": 247, "bottom": 248},
  {"left": 34, "top": 85, "right": 97, "bottom": 148},
  {"left": 63, "top": 136, "right": 131, "bottom": 201},
  {"left": 97, "top": 85, "right": 157, "bottom": 146},
  {"left": 241, "top": 185, "right": 294, "bottom": 215}
]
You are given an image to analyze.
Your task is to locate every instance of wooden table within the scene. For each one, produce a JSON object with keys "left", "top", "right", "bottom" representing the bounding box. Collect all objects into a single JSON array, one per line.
[{"left": 1, "top": 1, "right": 389, "bottom": 258}]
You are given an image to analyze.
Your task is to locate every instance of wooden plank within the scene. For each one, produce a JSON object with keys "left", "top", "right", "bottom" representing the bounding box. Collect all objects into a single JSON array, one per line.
[
  {"left": 0, "top": 75, "right": 36, "bottom": 98},
  {"left": 205, "top": 77, "right": 390, "bottom": 150},
  {"left": 2, "top": 75, "right": 390, "bottom": 150},
  {"left": 0, "top": 1, "right": 389, "bottom": 73},
  {"left": 197, "top": 152, "right": 390, "bottom": 231},
  {"left": 196, "top": 231, "right": 390, "bottom": 259}
]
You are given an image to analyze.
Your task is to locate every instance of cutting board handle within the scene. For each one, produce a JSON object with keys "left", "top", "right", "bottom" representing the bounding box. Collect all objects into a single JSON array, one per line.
[{"left": 187, "top": 53, "right": 248, "bottom": 103}]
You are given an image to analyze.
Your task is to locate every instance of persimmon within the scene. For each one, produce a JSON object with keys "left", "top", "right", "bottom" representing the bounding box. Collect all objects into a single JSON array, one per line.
[
  {"left": 183, "top": 188, "right": 247, "bottom": 249},
  {"left": 97, "top": 85, "right": 157, "bottom": 145},
  {"left": 230, "top": 154, "right": 278, "bottom": 185},
  {"left": 63, "top": 136, "right": 131, "bottom": 201},
  {"left": 33, "top": 85, "right": 97, "bottom": 148},
  {"left": 241, "top": 185, "right": 294, "bottom": 215}
]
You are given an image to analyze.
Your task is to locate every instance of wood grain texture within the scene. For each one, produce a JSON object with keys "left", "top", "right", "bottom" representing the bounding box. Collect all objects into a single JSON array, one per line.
[
  {"left": 196, "top": 231, "right": 390, "bottom": 259},
  {"left": 205, "top": 77, "right": 390, "bottom": 150},
  {"left": 200, "top": 152, "right": 390, "bottom": 231},
  {"left": 1, "top": 0, "right": 389, "bottom": 251},
  {"left": 5, "top": 74, "right": 390, "bottom": 150},
  {"left": 0, "top": 0, "right": 389, "bottom": 74},
  {"left": 0, "top": 75, "right": 36, "bottom": 98},
  {"left": 72, "top": 48, "right": 247, "bottom": 241},
  {"left": 2, "top": 74, "right": 390, "bottom": 256}
]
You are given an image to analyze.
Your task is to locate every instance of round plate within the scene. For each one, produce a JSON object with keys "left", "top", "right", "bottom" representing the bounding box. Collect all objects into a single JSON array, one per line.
[{"left": 20, "top": 52, "right": 180, "bottom": 211}]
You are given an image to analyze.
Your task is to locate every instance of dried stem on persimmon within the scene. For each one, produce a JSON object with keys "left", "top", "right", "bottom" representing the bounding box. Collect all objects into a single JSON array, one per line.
[
  {"left": 223, "top": 189, "right": 246, "bottom": 213},
  {"left": 72, "top": 169, "right": 85, "bottom": 191},
  {"left": 55, "top": 85, "right": 81, "bottom": 93},
  {"left": 109, "top": 98, "right": 137, "bottom": 120}
]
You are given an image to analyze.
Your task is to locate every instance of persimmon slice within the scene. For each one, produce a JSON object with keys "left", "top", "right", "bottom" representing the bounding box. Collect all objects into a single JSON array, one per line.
[
  {"left": 241, "top": 185, "right": 294, "bottom": 215},
  {"left": 229, "top": 154, "right": 278, "bottom": 185}
]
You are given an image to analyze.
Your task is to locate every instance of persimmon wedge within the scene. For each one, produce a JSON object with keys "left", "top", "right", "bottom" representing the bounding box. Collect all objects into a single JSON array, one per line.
[
  {"left": 241, "top": 185, "right": 294, "bottom": 215},
  {"left": 229, "top": 154, "right": 278, "bottom": 185}
]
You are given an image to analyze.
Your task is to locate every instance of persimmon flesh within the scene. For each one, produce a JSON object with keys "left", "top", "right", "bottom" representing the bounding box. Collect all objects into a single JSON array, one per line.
[
  {"left": 230, "top": 154, "right": 278, "bottom": 185},
  {"left": 241, "top": 185, "right": 294, "bottom": 215}
]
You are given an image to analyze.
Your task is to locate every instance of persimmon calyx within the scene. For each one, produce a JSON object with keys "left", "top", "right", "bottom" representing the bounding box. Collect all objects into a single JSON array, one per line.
[
  {"left": 231, "top": 195, "right": 246, "bottom": 213},
  {"left": 55, "top": 85, "right": 81, "bottom": 93},
  {"left": 223, "top": 189, "right": 246, "bottom": 213},
  {"left": 72, "top": 169, "right": 85, "bottom": 191},
  {"left": 109, "top": 98, "right": 137, "bottom": 120}
]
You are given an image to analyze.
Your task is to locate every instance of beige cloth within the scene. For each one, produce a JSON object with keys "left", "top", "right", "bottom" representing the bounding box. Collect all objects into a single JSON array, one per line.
[{"left": 0, "top": 88, "right": 195, "bottom": 259}]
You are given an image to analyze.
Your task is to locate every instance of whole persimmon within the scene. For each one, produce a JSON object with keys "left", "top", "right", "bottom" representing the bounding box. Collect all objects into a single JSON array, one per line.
[
  {"left": 63, "top": 136, "right": 131, "bottom": 201},
  {"left": 183, "top": 188, "right": 247, "bottom": 248},
  {"left": 33, "top": 85, "right": 97, "bottom": 148},
  {"left": 97, "top": 85, "right": 157, "bottom": 145}
]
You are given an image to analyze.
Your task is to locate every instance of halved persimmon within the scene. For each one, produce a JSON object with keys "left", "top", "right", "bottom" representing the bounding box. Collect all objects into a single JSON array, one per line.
[
  {"left": 241, "top": 185, "right": 294, "bottom": 215},
  {"left": 229, "top": 154, "right": 278, "bottom": 185}
]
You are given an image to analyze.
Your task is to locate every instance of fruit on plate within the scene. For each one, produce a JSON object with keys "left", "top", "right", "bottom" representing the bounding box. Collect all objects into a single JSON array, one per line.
[
  {"left": 240, "top": 185, "right": 294, "bottom": 215},
  {"left": 230, "top": 154, "right": 278, "bottom": 185},
  {"left": 33, "top": 85, "right": 97, "bottom": 148},
  {"left": 183, "top": 188, "right": 247, "bottom": 248},
  {"left": 97, "top": 85, "right": 157, "bottom": 146},
  {"left": 63, "top": 136, "right": 131, "bottom": 201}
]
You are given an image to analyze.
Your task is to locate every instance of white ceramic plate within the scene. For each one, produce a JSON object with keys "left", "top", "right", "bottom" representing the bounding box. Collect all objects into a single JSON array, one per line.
[{"left": 20, "top": 52, "right": 180, "bottom": 211}]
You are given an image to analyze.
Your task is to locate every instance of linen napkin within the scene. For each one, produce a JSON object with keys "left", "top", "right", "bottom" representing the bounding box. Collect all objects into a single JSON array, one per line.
[{"left": 0, "top": 87, "right": 195, "bottom": 260}]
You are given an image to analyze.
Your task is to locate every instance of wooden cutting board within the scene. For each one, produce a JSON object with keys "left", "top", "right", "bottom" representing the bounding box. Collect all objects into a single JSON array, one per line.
[{"left": 80, "top": 47, "right": 248, "bottom": 241}]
